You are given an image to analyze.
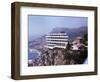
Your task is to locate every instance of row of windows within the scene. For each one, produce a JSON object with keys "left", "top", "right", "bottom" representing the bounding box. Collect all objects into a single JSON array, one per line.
[
  {"left": 46, "top": 37, "right": 68, "bottom": 39},
  {"left": 46, "top": 41, "right": 68, "bottom": 44},
  {"left": 47, "top": 34, "right": 67, "bottom": 36},
  {"left": 47, "top": 40, "right": 68, "bottom": 42},
  {"left": 47, "top": 42, "right": 66, "bottom": 46}
]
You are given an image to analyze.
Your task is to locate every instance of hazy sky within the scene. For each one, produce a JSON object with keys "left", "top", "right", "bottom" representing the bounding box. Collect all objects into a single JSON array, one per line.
[{"left": 28, "top": 15, "right": 87, "bottom": 40}]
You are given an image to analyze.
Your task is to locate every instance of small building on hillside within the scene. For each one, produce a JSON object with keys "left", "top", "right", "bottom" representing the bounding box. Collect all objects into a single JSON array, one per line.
[{"left": 71, "top": 36, "right": 86, "bottom": 50}]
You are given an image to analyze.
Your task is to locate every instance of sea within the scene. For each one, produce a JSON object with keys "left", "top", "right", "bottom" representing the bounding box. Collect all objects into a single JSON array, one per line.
[{"left": 28, "top": 51, "right": 39, "bottom": 60}]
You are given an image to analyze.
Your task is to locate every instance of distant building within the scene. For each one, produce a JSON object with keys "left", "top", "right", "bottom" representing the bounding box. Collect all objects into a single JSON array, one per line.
[
  {"left": 45, "top": 32, "right": 69, "bottom": 49},
  {"left": 71, "top": 36, "right": 86, "bottom": 50}
]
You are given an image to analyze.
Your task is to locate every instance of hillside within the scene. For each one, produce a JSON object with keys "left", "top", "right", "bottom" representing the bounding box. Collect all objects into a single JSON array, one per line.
[
  {"left": 29, "top": 26, "right": 87, "bottom": 48},
  {"left": 51, "top": 26, "right": 87, "bottom": 41}
]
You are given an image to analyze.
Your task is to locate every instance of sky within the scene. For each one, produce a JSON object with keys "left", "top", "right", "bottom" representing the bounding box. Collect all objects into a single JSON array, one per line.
[{"left": 28, "top": 15, "right": 87, "bottom": 41}]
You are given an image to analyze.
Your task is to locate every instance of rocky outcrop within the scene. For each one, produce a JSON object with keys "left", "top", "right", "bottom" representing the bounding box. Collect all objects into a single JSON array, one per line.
[{"left": 28, "top": 47, "right": 87, "bottom": 66}]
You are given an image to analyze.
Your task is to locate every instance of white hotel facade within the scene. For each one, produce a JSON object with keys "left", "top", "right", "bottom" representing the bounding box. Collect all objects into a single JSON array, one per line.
[{"left": 45, "top": 32, "right": 69, "bottom": 49}]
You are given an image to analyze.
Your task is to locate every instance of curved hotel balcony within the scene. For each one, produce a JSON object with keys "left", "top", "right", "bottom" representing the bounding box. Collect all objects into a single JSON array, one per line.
[{"left": 45, "top": 32, "right": 69, "bottom": 49}]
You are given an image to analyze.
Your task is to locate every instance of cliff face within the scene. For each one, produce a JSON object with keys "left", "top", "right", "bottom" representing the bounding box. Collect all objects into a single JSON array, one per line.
[
  {"left": 41, "top": 49, "right": 66, "bottom": 66},
  {"left": 28, "top": 47, "right": 87, "bottom": 66}
]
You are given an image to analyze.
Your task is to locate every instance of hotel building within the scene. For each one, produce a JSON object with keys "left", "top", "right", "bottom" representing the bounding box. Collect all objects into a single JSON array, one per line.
[{"left": 45, "top": 32, "right": 69, "bottom": 49}]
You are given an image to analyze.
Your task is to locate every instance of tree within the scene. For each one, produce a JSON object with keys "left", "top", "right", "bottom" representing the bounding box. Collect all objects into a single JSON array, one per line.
[{"left": 83, "top": 34, "right": 87, "bottom": 45}]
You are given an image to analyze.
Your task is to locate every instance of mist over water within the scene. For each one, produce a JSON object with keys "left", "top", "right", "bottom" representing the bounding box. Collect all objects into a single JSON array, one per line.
[{"left": 28, "top": 51, "right": 39, "bottom": 60}]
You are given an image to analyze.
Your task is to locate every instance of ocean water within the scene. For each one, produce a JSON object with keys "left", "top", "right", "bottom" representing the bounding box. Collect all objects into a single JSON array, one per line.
[{"left": 28, "top": 51, "right": 39, "bottom": 60}]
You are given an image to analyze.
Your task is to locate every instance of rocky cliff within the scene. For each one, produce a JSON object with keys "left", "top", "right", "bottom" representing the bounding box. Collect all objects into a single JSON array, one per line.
[{"left": 28, "top": 47, "right": 87, "bottom": 66}]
